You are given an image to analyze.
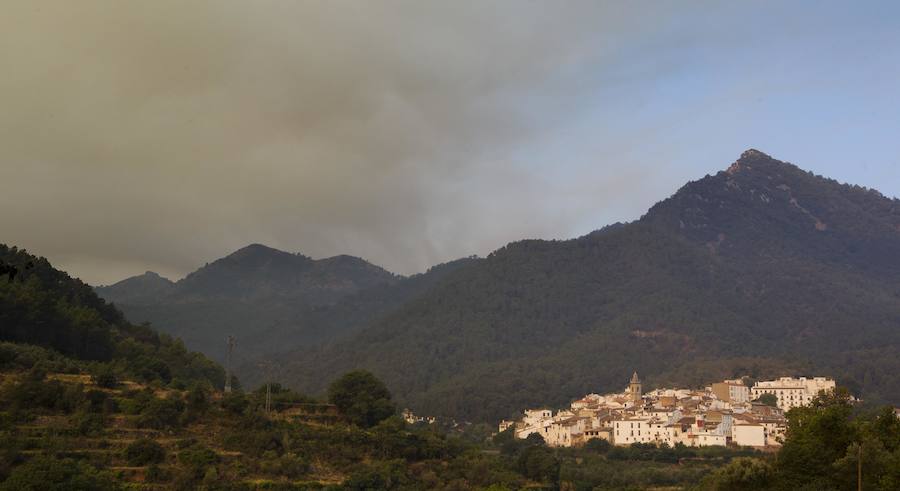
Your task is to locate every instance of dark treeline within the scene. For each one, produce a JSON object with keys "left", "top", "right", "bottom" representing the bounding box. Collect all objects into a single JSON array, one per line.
[{"left": 0, "top": 244, "right": 222, "bottom": 388}]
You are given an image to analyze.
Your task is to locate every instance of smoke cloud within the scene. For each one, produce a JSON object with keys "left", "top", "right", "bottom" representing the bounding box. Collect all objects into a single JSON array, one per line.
[{"left": 4, "top": 1, "right": 898, "bottom": 284}]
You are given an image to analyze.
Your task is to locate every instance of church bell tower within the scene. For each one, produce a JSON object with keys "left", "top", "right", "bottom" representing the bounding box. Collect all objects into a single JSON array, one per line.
[{"left": 629, "top": 371, "right": 642, "bottom": 404}]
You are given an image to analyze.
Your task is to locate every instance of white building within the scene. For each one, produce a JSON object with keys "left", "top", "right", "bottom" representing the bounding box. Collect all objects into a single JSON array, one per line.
[
  {"left": 523, "top": 409, "right": 553, "bottom": 426},
  {"left": 613, "top": 417, "right": 657, "bottom": 445},
  {"left": 544, "top": 417, "right": 587, "bottom": 447},
  {"left": 691, "top": 432, "right": 727, "bottom": 446},
  {"left": 732, "top": 422, "right": 766, "bottom": 447},
  {"left": 711, "top": 379, "right": 750, "bottom": 403},
  {"left": 751, "top": 377, "right": 835, "bottom": 411}
]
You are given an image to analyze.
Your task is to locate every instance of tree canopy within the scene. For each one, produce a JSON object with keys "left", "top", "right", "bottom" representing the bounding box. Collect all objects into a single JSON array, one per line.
[{"left": 328, "top": 370, "right": 395, "bottom": 428}]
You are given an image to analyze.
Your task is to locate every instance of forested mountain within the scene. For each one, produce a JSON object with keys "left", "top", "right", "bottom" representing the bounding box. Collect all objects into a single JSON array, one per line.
[
  {"left": 270, "top": 150, "right": 900, "bottom": 422},
  {"left": 94, "top": 271, "right": 175, "bottom": 305},
  {"left": 4, "top": 243, "right": 897, "bottom": 491},
  {"left": 0, "top": 244, "right": 222, "bottom": 387},
  {"left": 96, "top": 244, "right": 475, "bottom": 362}
]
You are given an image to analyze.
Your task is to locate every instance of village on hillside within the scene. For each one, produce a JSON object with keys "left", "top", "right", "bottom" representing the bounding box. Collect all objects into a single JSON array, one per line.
[{"left": 498, "top": 373, "right": 837, "bottom": 449}]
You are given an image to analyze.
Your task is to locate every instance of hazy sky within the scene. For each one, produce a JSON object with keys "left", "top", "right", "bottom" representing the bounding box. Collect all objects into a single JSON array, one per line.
[{"left": 2, "top": 1, "right": 899, "bottom": 285}]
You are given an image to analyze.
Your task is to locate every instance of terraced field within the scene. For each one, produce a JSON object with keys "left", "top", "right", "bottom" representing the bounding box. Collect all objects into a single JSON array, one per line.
[{"left": 0, "top": 370, "right": 354, "bottom": 489}]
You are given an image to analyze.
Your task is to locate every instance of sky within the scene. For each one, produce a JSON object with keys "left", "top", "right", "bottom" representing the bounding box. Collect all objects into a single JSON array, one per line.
[{"left": 2, "top": 1, "right": 899, "bottom": 285}]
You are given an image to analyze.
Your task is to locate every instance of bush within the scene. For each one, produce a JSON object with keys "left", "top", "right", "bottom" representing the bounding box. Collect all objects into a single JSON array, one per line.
[
  {"left": 136, "top": 396, "right": 184, "bottom": 429},
  {"left": 124, "top": 438, "right": 166, "bottom": 466},
  {"left": 72, "top": 411, "right": 105, "bottom": 436},
  {"left": 176, "top": 444, "right": 220, "bottom": 483},
  {"left": 145, "top": 463, "right": 169, "bottom": 483},
  {"left": 754, "top": 393, "right": 778, "bottom": 407},
  {"left": 221, "top": 392, "right": 249, "bottom": 415},
  {"left": 584, "top": 437, "right": 612, "bottom": 454},
  {"left": 91, "top": 366, "right": 118, "bottom": 389},
  {"left": 696, "top": 457, "right": 774, "bottom": 490},
  {"left": 344, "top": 459, "right": 409, "bottom": 490},
  {"left": 516, "top": 445, "right": 559, "bottom": 484},
  {"left": 0, "top": 455, "right": 120, "bottom": 490}
]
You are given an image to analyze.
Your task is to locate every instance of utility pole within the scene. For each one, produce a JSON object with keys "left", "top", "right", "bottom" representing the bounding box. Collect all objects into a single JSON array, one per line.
[
  {"left": 858, "top": 442, "right": 862, "bottom": 491},
  {"left": 258, "top": 359, "right": 273, "bottom": 416},
  {"left": 224, "top": 336, "right": 236, "bottom": 393}
]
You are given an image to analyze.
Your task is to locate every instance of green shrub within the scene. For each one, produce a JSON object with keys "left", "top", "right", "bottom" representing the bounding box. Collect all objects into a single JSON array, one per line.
[
  {"left": 72, "top": 410, "right": 105, "bottom": 436},
  {"left": 0, "top": 455, "right": 120, "bottom": 491},
  {"left": 516, "top": 445, "right": 560, "bottom": 485},
  {"left": 136, "top": 396, "right": 184, "bottom": 429},
  {"left": 91, "top": 366, "right": 118, "bottom": 389},
  {"left": 124, "top": 438, "right": 166, "bottom": 466},
  {"left": 584, "top": 438, "right": 612, "bottom": 454},
  {"left": 221, "top": 392, "right": 249, "bottom": 415}
]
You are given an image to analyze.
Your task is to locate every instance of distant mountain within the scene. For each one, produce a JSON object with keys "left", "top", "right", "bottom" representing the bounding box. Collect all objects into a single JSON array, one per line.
[
  {"left": 171, "top": 244, "right": 398, "bottom": 304},
  {"left": 0, "top": 244, "right": 222, "bottom": 386},
  {"left": 95, "top": 244, "right": 474, "bottom": 363},
  {"left": 270, "top": 150, "right": 900, "bottom": 421},
  {"left": 95, "top": 271, "right": 174, "bottom": 305}
]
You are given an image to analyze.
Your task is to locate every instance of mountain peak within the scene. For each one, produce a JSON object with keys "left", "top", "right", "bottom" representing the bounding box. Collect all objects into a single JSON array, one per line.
[
  {"left": 739, "top": 148, "right": 771, "bottom": 160},
  {"left": 227, "top": 243, "right": 293, "bottom": 258},
  {"left": 94, "top": 269, "right": 175, "bottom": 305},
  {"left": 726, "top": 148, "right": 779, "bottom": 175}
]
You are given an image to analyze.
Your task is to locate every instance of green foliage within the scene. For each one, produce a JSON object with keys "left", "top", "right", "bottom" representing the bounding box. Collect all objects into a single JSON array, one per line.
[
  {"left": 0, "top": 432, "right": 23, "bottom": 481},
  {"left": 585, "top": 440, "right": 758, "bottom": 472},
  {"left": 144, "top": 463, "right": 168, "bottom": 483},
  {"left": 220, "top": 391, "right": 249, "bottom": 414},
  {"left": 136, "top": 395, "right": 185, "bottom": 430},
  {"left": 344, "top": 459, "right": 409, "bottom": 490},
  {"left": 124, "top": 438, "right": 166, "bottom": 466},
  {"left": 0, "top": 343, "right": 82, "bottom": 373},
  {"left": 175, "top": 444, "right": 220, "bottom": 484},
  {"left": 95, "top": 247, "right": 475, "bottom": 379},
  {"left": 91, "top": 366, "right": 118, "bottom": 388},
  {"left": 695, "top": 457, "right": 774, "bottom": 491},
  {"left": 775, "top": 388, "right": 858, "bottom": 488},
  {"left": 0, "top": 369, "right": 85, "bottom": 417},
  {"left": 71, "top": 410, "right": 105, "bottom": 436},
  {"left": 0, "top": 455, "right": 120, "bottom": 491},
  {"left": 755, "top": 393, "right": 778, "bottom": 407},
  {"left": 0, "top": 367, "right": 788, "bottom": 490},
  {"left": 328, "top": 370, "right": 395, "bottom": 428},
  {"left": 0, "top": 244, "right": 223, "bottom": 389},
  {"left": 516, "top": 445, "right": 560, "bottom": 485},
  {"left": 584, "top": 438, "right": 611, "bottom": 454},
  {"left": 180, "top": 384, "right": 209, "bottom": 425}
]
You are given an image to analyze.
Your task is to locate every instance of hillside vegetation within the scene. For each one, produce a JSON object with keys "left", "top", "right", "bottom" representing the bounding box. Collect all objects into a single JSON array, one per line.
[
  {"left": 1, "top": 363, "right": 897, "bottom": 490},
  {"left": 96, "top": 245, "right": 476, "bottom": 364},
  {"left": 0, "top": 245, "right": 221, "bottom": 388}
]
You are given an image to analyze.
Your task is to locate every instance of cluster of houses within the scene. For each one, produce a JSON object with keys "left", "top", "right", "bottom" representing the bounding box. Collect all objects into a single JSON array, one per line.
[
  {"left": 402, "top": 408, "right": 436, "bottom": 425},
  {"left": 498, "top": 373, "right": 836, "bottom": 449}
]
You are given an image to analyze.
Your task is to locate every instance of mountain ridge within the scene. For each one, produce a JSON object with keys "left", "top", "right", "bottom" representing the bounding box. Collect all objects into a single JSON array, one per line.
[
  {"left": 265, "top": 150, "right": 900, "bottom": 421},
  {"left": 95, "top": 244, "right": 469, "bottom": 362}
]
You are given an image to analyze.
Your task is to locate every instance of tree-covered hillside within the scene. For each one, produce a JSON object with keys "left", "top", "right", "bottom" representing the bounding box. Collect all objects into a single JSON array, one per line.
[
  {"left": 0, "top": 244, "right": 222, "bottom": 388},
  {"left": 96, "top": 244, "right": 405, "bottom": 361},
  {"left": 96, "top": 248, "right": 477, "bottom": 367},
  {"left": 272, "top": 150, "right": 900, "bottom": 422}
]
